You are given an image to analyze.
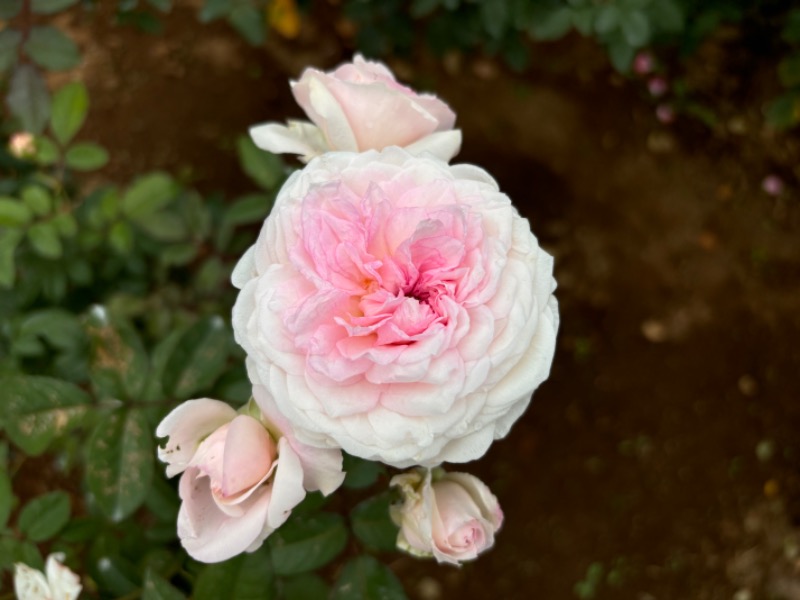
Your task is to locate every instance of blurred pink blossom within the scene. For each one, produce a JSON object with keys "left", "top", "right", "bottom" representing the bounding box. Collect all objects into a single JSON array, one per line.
[
  {"left": 761, "top": 174, "right": 784, "bottom": 196},
  {"left": 648, "top": 76, "right": 668, "bottom": 98},
  {"left": 633, "top": 51, "right": 655, "bottom": 76}
]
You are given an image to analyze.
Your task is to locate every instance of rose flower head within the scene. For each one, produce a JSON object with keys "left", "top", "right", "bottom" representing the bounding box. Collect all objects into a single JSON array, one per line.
[
  {"left": 232, "top": 147, "right": 559, "bottom": 468},
  {"left": 156, "top": 388, "right": 344, "bottom": 562},
  {"left": 250, "top": 54, "right": 461, "bottom": 162},
  {"left": 390, "top": 468, "right": 503, "bottom": 565}
]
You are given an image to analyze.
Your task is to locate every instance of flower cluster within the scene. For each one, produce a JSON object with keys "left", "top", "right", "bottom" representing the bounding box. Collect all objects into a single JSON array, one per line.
[{"left": 157, "top": 54, "right": 558, "bottom": 566}]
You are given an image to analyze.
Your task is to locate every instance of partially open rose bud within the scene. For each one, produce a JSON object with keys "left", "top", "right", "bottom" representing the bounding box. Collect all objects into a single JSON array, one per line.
[
  {"left": 249, "top": 54, "right": 461, "bottom": 162},
  {"left": 157, "top": 392, "right": 344, "bottom": 562},
  {"left": 390, "top": 468, "right": 503, "bottom": 565}
]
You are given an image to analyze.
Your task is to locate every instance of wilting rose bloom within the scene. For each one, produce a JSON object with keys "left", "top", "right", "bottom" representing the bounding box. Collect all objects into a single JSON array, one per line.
[
  {"left": 232, "top": 147, "right": 559, "bottom": 467},
  {"left": 156, "top": 391, "right": 344, "bottom": 562},
  {"left": 14, "top": 553, "right": 81, "bottom": 600},
  {"left": 390, "top": 468, "right": 503, "bottom": 565},
  {"left": 250, "top": 54, "right": 461, "bottom": 162}
]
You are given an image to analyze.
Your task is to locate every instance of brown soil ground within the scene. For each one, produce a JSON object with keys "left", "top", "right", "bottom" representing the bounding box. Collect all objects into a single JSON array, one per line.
[{"left": 46, "top": 1, "right": 800, "bottom": 598}]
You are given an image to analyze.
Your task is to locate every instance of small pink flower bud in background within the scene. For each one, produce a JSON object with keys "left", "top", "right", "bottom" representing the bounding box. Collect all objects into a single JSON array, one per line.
[
  {"left": 656, "top": 104, "right": 675, "bottom": 124},
  {"left": 633, "top": 51, "right": 654, "bottom": 76},
  {"left": 390, "top": 468, "right": 503, "bottom": 565},
  {"left": 761, "top": 174, "right": 784, "bottom": 196},
  {"left": 8, "top": 132, "right": 35, "bottom": 159},
  {"left": 647, "top": 76, "right": 668, "bottom": 98}
]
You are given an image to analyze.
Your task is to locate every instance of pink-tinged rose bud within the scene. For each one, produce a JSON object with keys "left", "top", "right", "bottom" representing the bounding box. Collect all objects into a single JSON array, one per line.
[
  {"left": 761, "top": 174, "right": 784, "bottom": 196},
  {"left": 633, "top": 51, "right": 654, "bottom": 76},
  {"left": 157, "top": 393, "right": 344, "bottom": 563},
  {"left": 655, "top": 103, "right": 675, "bottom": 124},
  {"left": 8, "top": 132, "right": 35, "bottom": 159},
  {"left": 390, "top": 468, "right": 503, "bottom": 565},
  {"left": 647, "top": 76, "right": 668, "bottom": 98},
  {"left": 14, "top": 553, "right": 81, "bottom": 600},
  {"left": 250, "top": 54, "right": 461, "bottom": 162}
]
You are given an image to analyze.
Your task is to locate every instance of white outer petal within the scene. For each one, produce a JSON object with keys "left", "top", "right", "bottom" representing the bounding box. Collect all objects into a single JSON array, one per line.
[
  {"left": 156, "top": 399, "right": 238, "bottom": 478},
  {"left": 403, "top": 130, "right": 462, "bottom": 162}
]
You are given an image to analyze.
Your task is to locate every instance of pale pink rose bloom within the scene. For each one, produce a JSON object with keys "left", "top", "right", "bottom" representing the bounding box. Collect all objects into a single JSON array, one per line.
[
  {"left": 232, "top": 148, "right": 559, "bottom": 467},
  {"left": 156, "top": 394, "right": 344, "bottom": 563},
  {"left": 250, "top": 54, "right": 461, "bottom": 162},
  {"left": 14, "top": 553, "right": 82, "bottom": 600},
  {"left": 390, "top": 468, "right": 503, "bottom": 565}
]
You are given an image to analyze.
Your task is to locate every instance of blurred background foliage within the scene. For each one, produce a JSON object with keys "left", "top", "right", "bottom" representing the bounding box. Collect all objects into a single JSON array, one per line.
[{"left": 0, "top": 0, "right": 799, "bottom": 598}]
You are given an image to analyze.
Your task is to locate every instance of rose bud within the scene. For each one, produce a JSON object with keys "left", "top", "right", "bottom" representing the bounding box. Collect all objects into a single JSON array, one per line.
[
  {"left": 647, "top": 76, "right": 668, "bottom": 98},
  {"left": 250, "top": 54, "right": 461, "bottom": 162},
  {"left": 633, "top": 51, "right": 655, "bottom": 76},
  {"left": 390, "top": 468, "right": 504, "bottom": 565},
  {"left": 157, "top": 392, "right": 344, "bottom": 562}
]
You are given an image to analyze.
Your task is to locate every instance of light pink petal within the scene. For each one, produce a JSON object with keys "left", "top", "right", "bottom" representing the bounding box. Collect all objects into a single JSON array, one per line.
[
  {"left": 14, "top": 564, "right": 51, "bottom": 600},
  {"left": 156, "top": 399, "right": 237, "bottom": 477},
  {"left": 221, "top": 415, "right": 276, "bottom": 498},
  {"left": 266, "top": 438, "right": 306, "bottom": 529},
  {"left": 303, "top": 76, "right": 359, "bottom": 151},
  {"left": 45, "top": 553, "right": 81, "bottom": 600},
  {"left": 178, "top": 468, "right": 271, "bottom": 563},
  {"left": 249, "top": 121, "right": 328, "bottom": 161},
  {"left": 403, "top": 130, "right": 462, "bottom": 161}
]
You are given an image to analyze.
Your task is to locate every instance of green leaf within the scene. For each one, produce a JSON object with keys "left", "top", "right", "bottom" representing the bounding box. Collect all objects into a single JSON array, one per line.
[
  {"left": 0, "top": 0, "right": 22, "bottom": 18},
  {"left": 194, "top": 548, "right": 274, "bottom": 600},
  {"left": 237, "top": 136, "right": 284, "bottom": 190},
  {"left": 35, "top": 135, "right": 60, "bottom": 165},
  {"left": 24, "top": 26, "right": 80, "bottom": 71},
  {"left": 162, "top": 316, "right": 230, "bottom": 399},
  {"left": 28, "top": 221, "right": 63, "bottom": 258},
  {"left": 0, "top": 228, "right": 23, "bottom": 288},
  {"left": 32, "top": 0, "right": 79, "bottom": 14},
  {"left": 783, "top": 9, "right": 800, "bottom": 44},
  {"left": 480, "top": 0, "right": 507, "bottom": 39},
  {"left": 18, "top": 308, "right": 86, "bottom": 350},
  {"left": 7, "top": 64, "right": 51, "bottom": 134},
  {"left": 594, "top": 5, "right": 620, "bottom": 35},
  {"left": 199, "top": 0, "right": 232, "bottom": 22},
  {"left": 134, "top": 210, "right": 188, "bottom": 242},
  {"left": 779, "top": 54, "right": 800, "bottom": 88},
  {"left": 22, "top": 185, "right": 52, "bottom": 216},
  {"left": 0, "top": 29, "right": 22, "bottom": 71},
  {"left": 86, "top": 408, "right": 154, "bottom": 521},
  {"left": 1, "top": 375, "right": 91, "bottom": 455},
  {"left": 268, "top": 513, "right": 348, "bottom": 576},
  {"left": 142, "top": 568, "right": 186, "bottom": 600},
  {"left": 216, "top": 193, "right": 273, "bottom": 250},
  {"left": 146, "top": 0, "right": 172, "bottom": 12},
  {"left": 330, "top": 556, "right": 407, "bottom": 600},
  {"left": 228, "top": 5, "right": 266, "bottom": 45},
  {"left": 0, "top": 538, "right": 42, "bottom": 571},
  {"left": 350, "top": 493, "right": 399, "bottom": 552},
  {"left": 620, "top": 10, "right": 650, "bottom": 47},
  {"left": 52, "top": 212, "right": 78, "bottom": 238},
  {"left": 121, "top": 172, "right": 177, "bottom": 220},
  {"left": 66, "top": 142, "right": 109, "bottom": 171},
  {"left": 528, "top": 7, "right": 572, "bottom": 41},
  {"left": 281, "top": 574, "right": 329, "bottom": 600},
  {"left": 17, "top": 491, "right": 70, "bottom": 542},
  {"left": 109, "top": 220, "right": 134, "bottom": 254},
  {"left": 343, "top": 455, "right": 385, "bottom": 490},
  {"left": 0, "top": 469, "right": 13, "bottom": 529},
  {"left": 50, "top": 81, "right": 88, "bottom": 145},
  {"left": 649, "top": 0, "right": 683, "bottom": 33},
  {"left": 607, "top": 35, "right": 635, "bottom": 72},
  {"left": 764, "top": 92, "right": 800, "bottom": 130},
  {"left": 85, "top": 307, "right": 149, "bottom": 400},
  {"left": 0, "top": 198, "right": 33, "bottom": 227}
]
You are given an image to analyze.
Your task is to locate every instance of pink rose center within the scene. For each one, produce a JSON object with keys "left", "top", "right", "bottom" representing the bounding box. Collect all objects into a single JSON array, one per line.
[{"left": 285, "top": 180, "right": 491, "bottom": 383}]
